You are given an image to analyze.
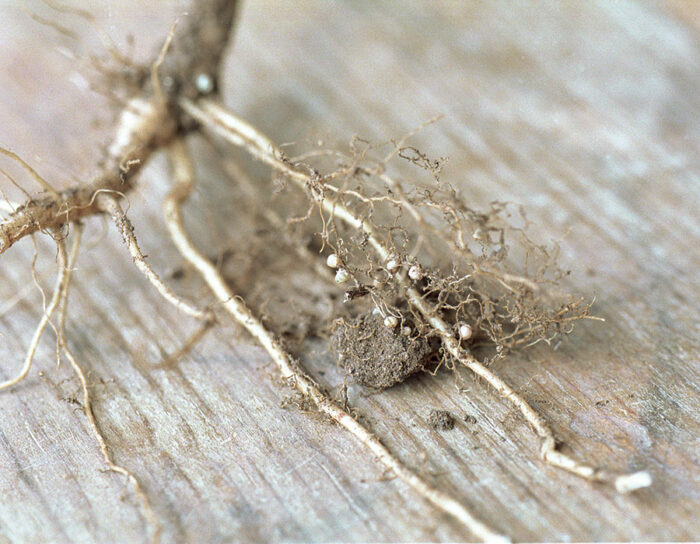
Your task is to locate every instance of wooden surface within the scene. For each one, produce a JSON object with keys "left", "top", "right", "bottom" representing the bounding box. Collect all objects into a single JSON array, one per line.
[{"left": 1, "top": 1, "right": 699, "bottom": 542}]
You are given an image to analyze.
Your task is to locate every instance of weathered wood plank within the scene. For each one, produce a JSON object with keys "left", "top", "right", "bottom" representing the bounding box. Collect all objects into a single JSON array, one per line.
[{"left": 1, "top": 1, "right": 698, "bottom": 542}]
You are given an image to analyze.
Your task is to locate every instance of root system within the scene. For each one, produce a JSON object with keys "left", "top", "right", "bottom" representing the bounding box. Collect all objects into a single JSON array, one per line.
[{"left": 0, "top": 1, "right": 653, "bottom": 542}]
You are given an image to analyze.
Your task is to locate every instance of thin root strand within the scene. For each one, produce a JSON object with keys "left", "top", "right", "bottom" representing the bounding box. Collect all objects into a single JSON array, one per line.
[
  {"left": 0, "top": 230, "right": 68, "bottom": 391},
  {"left": 54, "top": 229, "right": 162, "bottom": 544},
  {"left": 97, "top": 193, "right": 212, "bottom": 322}
]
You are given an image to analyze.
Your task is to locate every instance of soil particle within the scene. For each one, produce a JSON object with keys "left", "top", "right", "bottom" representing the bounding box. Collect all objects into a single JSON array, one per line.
[
  {"left": 428, "top": 410, "right": 455, "bottom": 430},
  {"left": 330, "top": 312, "right": 432, "bottom": 389},
  {"left": 464, "top": 414, "right": 478, "bottom": 424}
]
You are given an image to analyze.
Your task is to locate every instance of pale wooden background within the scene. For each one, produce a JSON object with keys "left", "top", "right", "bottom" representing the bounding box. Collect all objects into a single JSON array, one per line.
[{"left": 0, "top": 1, "right": 699, "bottom": 542}]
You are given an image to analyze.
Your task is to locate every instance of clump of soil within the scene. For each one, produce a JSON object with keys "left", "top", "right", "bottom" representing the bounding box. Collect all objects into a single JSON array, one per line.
[
  {"left": 330, "top": 312, "right": 432, "bottom": 389},
  {"left": 428, "top": 410, "right": 455, "bottom": 430}
]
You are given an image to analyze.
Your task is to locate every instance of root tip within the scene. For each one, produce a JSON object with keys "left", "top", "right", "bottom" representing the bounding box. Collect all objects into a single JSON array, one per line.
[{"left": 615, "top": 470, "right": 652, "bottom": 493}]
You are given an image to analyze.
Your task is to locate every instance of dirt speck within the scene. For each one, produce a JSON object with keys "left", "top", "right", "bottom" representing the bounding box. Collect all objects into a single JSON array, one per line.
[
  {"left": 170, "top": 267, "right": 185, "bottom": 280},
  {"left": 464, "top": 414, "right": 477, "bottom": 424},
  {"left": 428, "top": 410, "right": 455, "bottom": 430},
  {"left": 330, "top": 312, "right": 432, "bottom": 389}
]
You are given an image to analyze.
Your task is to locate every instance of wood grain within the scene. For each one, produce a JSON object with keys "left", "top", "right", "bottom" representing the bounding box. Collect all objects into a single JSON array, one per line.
[{"left": 1, "top": 1, "right": 698, "bottom": 542}]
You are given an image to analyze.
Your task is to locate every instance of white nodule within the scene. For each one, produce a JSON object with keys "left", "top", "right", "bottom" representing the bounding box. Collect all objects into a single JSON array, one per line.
[
  {"left": 459, "top": 323, "right": 473, "bottom": 339},
  {"left": 408, "top": 265, "right": 422, "bottom": 280},
  {"left": 384, "top": 315, "right": 399, "bottom": 328},
  {"left": 195, "top": 73, "right": 214, "bottom": 94},
  {"left": 326, "top": 253, "right": 339, "bottom": 268},
  {"left": 615, "top": 471, "right": 652, "bottom": 493},
  {"left": 334, "top": 268, "right": 350, "bottom": 284},
  {"left": 386, "top": 255, "right": 399, "bottom": 272},
  {"left": 401, "top": 326, "right": 411, "bottom": 336}
]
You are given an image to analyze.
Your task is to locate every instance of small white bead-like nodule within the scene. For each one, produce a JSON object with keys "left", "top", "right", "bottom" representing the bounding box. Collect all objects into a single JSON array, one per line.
[
  {"left": 401, "top": 326, "right": 411, "bottom": 336},
  {"left": 473, "top": 228, "right": 484, "bottom": 240},
  {"left": 195, "top": 72, "right": 214, "bottom": 94},
  {"left": 459, "top": 323, "right": 473, "bottom": 339},
  {"left": 408, "top": 265, "right": 423, "bottom": 281},
  {"left": 384, "top": 315, "right": 399, "bottom": 328},
  {"left": 386, "top": 255, "right": 399, "bottom": 272},
  {"left": 334, "top": 268, "right": 350, "bottom": 284},
  {"left": 326, "top": 253, "right": 339, "bottom": 268}
]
